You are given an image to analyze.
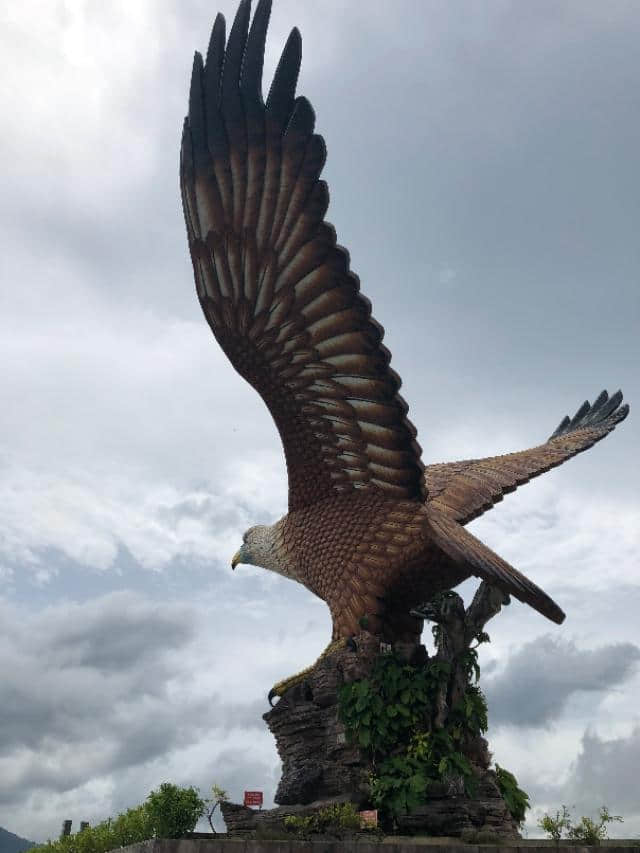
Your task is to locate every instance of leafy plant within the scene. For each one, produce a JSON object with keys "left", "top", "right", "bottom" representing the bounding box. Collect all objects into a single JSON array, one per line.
[
  {"left": 537, "top": 804, "right": 624, "bottom": 845},
  {"left": 537, "top": 804, "right": 573, "bottom": 844},
  {"left": 338, "top": 652, "right": 443, "bottom": 757},
  {"left": 368, "top": 753, "right": 430, "bottom": 817},
  {"left": 339, "top": 650, "right": 488, "bottom": 819},
  {"left": 494, "top": 763, "right": 530, "bottom": 826},
  {"left": 283, "top": 802, "right": 362, "bottom": 837},
  {"left": 203, "top": 782, "right": 228, "bottom": 833},
  {"left": 449, "top": 685, "right": 489, "bottom": 740},
  {"left": 567, "top": 805, "right": 623, "bottom": 845},
  {"left": 145, "top": 782, "right": 206, "bottom": 839},
  {"left": 29, "top": 803, "right": 155, "bottom": 853}
]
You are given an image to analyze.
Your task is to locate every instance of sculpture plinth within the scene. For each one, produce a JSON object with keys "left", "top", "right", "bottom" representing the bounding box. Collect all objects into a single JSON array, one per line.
[{"left": 222, "top": 583, "right": 522, "bottom": 840}]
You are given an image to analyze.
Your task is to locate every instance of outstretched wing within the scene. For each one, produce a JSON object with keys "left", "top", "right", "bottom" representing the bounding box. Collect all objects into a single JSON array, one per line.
[
  {"left": 425, "top": 390, "right": 629, "bottom": 525},
  {"left": 181, "top": 0, "right": 425, "bottom": 511},
  {"left": 427, "top": 505, "right": 565, "bottom": 624}
]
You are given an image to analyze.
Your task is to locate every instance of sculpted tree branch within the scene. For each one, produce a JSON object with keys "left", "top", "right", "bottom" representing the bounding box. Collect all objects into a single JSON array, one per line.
[{"left": 412, "top": 581, "right": 510, "bottom": 732}]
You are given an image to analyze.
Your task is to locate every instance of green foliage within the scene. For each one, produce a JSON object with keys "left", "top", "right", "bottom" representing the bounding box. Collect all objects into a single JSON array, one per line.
[
  {"left": 283, "top": 802, "right": 362, "bottom": 837},
  {"left": 29, "top": 782, "right": 207, "bottom": 853},
  {"left": 368, "top": 753, "right": 430, "bottom": 817},
  {"left": 494, "top": 763, "right": 530, "bottom": 826},
  {"left": 537, "top": 804, "right": 624, "bottom": 845},
  {"left": 145, "top": 782, "right": 206, "bottom": 839},
  {"left": 29, "top": 804, "right": 154, "bottom": 853},
  {"left": 339, "top": 652, "right": 446, "bottom": 756},
  {"left": 203, "top": 782, "right": 229, "bottom": 833},
  {"left": 449, "top": 685, "right": 488, "bottom": 740},
  {"left": 537, "top": 804, "right": 573, "bottom": 843},
  {"left": 568, "top": 805, "right": 624, "bottom": 845},
  {"left": 209, "top": 782, "right": 228, "bottom": 802},
  {"left": 339, "top": 650, "right": 489, "bottom": 819}
]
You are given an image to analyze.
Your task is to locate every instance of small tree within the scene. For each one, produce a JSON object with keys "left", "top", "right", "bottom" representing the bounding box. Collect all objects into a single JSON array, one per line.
[
  {"left": 538, "top": 804, "right": 624, "bottom": 846},
  {"left": 537, "top": 804, "right": 573, "bottom": 845},
  {"left": 145, "top": 782, "right": 206, "bottom": 839},
  {"left": 204, "top": 783, "right": 228, "bottom": 833},
  {"left": 568, "top": 805, "right": 623, "bottom": 845}
]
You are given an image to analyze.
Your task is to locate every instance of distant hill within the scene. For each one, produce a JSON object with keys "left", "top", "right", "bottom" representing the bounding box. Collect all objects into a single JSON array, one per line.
[{"left": 0, "top": 827, "right": 37, "bottom": 853}]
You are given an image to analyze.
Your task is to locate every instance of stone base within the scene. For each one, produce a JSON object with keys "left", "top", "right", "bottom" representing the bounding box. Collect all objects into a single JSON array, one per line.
[
  {"left": 263, "top": 632, "right": 382, "bottom": 805},
  {"left": 395, "top": 769, "right": 521, "bottom": 838},
  {"left": 221, "top": 630, "right": 520, "bottom": 840},
  {"left": 221, "top": 768, "right": 519, "bottom": 839},
  {"left": 220, "top": 794, "right": 359, "bottom": 835}
]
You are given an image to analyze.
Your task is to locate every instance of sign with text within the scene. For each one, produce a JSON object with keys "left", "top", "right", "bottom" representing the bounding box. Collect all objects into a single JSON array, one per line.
[
  {"left": 359, "top": 809, "right": 378, "bottom": 828},
  {"left": 243, "top": 790, "right": 263, "bottom": 808}
]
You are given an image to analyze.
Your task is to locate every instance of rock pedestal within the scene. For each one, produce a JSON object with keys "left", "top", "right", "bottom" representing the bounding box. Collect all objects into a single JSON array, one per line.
[
  {"left": 265, "top": 631, "right": 381, "bottom": 806},
  {"left": 221, "top": 582, "right": 522, "bottom": 839}
]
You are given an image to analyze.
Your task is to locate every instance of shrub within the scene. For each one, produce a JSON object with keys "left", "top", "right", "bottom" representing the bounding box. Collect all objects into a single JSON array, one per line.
[
  {"left": 494, "top": 763, "right": 530, "bottom": 826},
  {"left": 567, "top": 806, "right": 623, "bottom": 845},
  {"left": 537, "top": 804, "right": 624, "bottom": 846},
  {"left": 28, "top": 782, "right": 206, "bottom": 853},
  {"left": 537, "top": 804, "right": 573, "bottom": 844},
  {"left": 145, "top": 782, "right": 206, "bottom": 839},
  {"left": 338, "top": 648, "right": 499, "bottom": 820},
  {"left": 283, "top": 802, "right": 363, "bottom": 837},
  {"left": 29, "top": 804, "right": 154, "bottom": 853}
]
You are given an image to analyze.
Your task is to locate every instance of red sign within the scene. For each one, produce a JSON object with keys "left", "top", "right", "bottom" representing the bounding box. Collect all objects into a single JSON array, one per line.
[
  {"left": 359, "top": 809, "right": 378, "bottom": 828},
  {"left": 243, "top": 790, "right": 263, "bottom": 808}
]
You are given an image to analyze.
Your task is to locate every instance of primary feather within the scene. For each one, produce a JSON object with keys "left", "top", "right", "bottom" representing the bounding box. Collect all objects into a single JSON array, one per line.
[{"left": 181, "top": 0, "right": 425, "bottom": 513}]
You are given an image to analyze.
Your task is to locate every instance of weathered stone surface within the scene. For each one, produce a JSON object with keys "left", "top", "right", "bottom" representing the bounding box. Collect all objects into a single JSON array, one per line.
[
  {"left": 263, "top": 633, "right": 381, "bottom": 806},
  {"left": 222, "top": 583, "right": 524, "bottom": 839},
  {"left": 220, "top": 794, "right": 359, "bottom": 835},
  {"left": 395, "top": 769, "right": 520, "bottom": 838}
]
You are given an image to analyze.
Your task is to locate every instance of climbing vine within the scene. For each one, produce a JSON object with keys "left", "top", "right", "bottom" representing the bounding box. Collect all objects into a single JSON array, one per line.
[
  {"left": 338, "top": 633, "right": 529, "bottom": 826},
  {"left": 495, "top": 763, "right": 530, "bottom": 825}
]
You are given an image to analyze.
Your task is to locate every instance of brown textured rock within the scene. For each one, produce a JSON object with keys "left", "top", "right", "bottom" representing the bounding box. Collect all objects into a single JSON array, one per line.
[
  {"left": 264, "top": 632, "right": 380, "bottom": 806},
  {"left": 220, "top": 794, "right": 359, "bottom": 835},
  {"left": 221, "top": 592, "right": 522, "bottom": 839},
  {"left": 395, "top": 769, "right": 521, "bottom": 837}
]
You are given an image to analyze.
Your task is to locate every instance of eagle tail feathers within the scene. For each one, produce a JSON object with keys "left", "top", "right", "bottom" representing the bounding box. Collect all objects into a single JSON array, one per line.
[{"left": 426, "top": 505, "right": 565, "bottom": 625}]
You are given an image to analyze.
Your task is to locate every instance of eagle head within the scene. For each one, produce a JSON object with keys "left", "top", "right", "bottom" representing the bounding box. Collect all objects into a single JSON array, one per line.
[{"left": 231, "top": 524, "right": 293, "bottom": 578}]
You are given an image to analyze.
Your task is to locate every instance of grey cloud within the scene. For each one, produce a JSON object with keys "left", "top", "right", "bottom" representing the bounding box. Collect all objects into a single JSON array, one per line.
[
  {"left": 483, "top": 634, "right": 640, "bottom": 728},
  {"left": 45, "top": 595, "right": 194, "bottom": 671},
  {"left": 526, "top": 724, "right": 640, "bottom": 836},
  {"left": 0, "top": 590, "right": 267, "bottom": 809}
]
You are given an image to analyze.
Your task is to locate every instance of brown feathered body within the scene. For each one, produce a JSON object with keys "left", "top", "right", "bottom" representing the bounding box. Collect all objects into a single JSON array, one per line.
[
  {"left": 277, "top": 493, "right": 464, "bottom": 643},
  {"left": 181, "top": 0, "right": 629, "bottom": 642}
]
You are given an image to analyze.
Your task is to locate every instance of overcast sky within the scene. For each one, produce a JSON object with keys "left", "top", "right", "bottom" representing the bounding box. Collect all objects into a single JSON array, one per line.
[{"left": 1, "top": 0, "right": 639, "bottom": 842}]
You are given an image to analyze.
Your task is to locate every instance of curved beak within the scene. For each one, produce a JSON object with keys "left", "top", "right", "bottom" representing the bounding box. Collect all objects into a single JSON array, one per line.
[{"left": 231, "top": 548, "right": 243, "bottom": 570}]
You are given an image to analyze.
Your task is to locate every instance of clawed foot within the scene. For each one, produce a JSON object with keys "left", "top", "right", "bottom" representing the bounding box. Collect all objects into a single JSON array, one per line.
[{"left": 268, "top": 636, "right": 358, "bottom": 706}]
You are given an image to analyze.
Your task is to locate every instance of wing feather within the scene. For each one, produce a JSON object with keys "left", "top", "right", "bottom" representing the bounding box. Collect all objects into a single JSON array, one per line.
[
  {"left": 182, "top": 0, "right": 426, "bottom": 511},
  {"left": 425, "top": 391, "right": 629, "bottom": 524}
]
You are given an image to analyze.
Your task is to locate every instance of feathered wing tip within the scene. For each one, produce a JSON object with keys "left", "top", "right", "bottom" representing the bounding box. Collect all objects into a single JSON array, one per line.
[
  {"left": 424, "top": 387, "right": 629, "bottom": 526},
  {"left": 181, "top": 0, "right": 429, "bottom": 509},
  {"left": 549, "top": 389, "right": 629, "bottom": 439},
  {"left": 427, "top": 505, "right": 566, "bottom": 625}
]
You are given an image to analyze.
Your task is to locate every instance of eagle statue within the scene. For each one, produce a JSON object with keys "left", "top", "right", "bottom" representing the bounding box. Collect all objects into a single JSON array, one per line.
[{"left": 180, "top": 0, "right": 629, "bottom": 701}]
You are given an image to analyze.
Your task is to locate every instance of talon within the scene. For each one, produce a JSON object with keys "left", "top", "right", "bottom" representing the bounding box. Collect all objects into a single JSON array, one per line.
[{"left": 267, "top": 638, "right": 350, "bottom": 707}]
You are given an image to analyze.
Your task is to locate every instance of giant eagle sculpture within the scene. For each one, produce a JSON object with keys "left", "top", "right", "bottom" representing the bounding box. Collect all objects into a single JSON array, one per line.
[{"left": 180, "top": 0, "right": 629, "bottom": 700}]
